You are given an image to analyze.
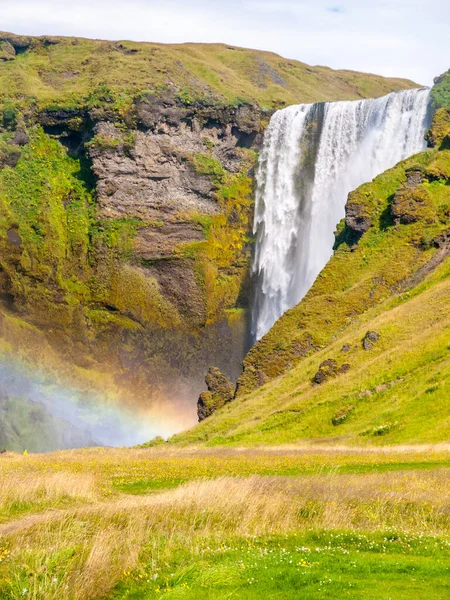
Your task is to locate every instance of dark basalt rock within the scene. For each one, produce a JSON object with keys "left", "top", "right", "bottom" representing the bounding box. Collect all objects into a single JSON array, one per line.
[
  {"left": 0, "top": 149, "right": 21, "bottom": 169},
  {"left": 433, "top": 230, "right": 450, "bottom": 249},
  {"left": 404, "top": 167, "right": 426, "bottom": 186},
  {"left": 0, "top": 32, "right": 32, "bottom": 51},
  {"left": 6, "top": 228, "right": 22, "bottom": 248},
  {"left": 391, "top": 174, "right": 435, "bottom": 226},
  {"left": 363, "top": 331, "right": 380, "bottom": 351},
  {"left": 345, "top": 199, "right": 372, "bottom": 243},
  {"left": 313, "top": 359, "right": 338, "bottom": 385},
  {"left": 10, "top": 129, "right": 29, "bottom": 147},
  {"left": 313, "top": 359, "right": 351, "bottom": 385},
  {"left": 197, "top": 366, "right": 235, "bottom": 421}
]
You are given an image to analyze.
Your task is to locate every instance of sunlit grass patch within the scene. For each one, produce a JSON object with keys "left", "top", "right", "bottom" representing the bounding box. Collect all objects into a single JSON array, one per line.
[{"left": 108, "top": 532, "right": 450, "bottom": 600}]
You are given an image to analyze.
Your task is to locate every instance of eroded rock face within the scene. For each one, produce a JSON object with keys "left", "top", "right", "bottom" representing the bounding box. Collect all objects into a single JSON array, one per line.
[
  {"left": 391, "top": 169, "right": 436, "bottom": 226},
  {"left": 90, "top": 117, "right": 255, "bottom": 224},
  {"left": 345, "top": 197, "right": 372, "bottom": 239},
  {"left": 82, "top": 97, "right": 262, "bottom": 336},
  {"left": 0, "top": 40, "right": 16, "bottom": 61},
  {"left": 197, "top": 366, "right": 235, "bottom": 421},
  {"left": 91, "top": 123, "right": 217, "bottom": 222}
]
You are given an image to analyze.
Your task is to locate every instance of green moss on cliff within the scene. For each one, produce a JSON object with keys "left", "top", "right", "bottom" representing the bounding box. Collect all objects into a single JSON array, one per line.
[
  {"left": 431, "top": 70, "right": 450, "bottom": 108},
  {"left": 192, "top": 153, "right": 226, "bottom": 184},
  {"left": 181, "top": 150, "right": 255, "bottom": 322},
  {"left": 0, "top": 128, "right": 93, "bottom": 322},
  {"left": 109, "top": 265, "right": 181, "bottom": 328},
  {"left": 0, "top": 128, "right": 162, "bottom": 333}
]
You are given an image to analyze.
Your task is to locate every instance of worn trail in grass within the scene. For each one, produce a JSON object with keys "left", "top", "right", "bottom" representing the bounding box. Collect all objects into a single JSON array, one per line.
[{"left": 1, "top": 446, "right": 449, "bottom": 600}]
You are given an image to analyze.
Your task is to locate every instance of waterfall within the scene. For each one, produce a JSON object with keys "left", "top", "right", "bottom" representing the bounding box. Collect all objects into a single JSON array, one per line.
[{"left": 252, "top": 88, "right": 431, "bottom": 341}]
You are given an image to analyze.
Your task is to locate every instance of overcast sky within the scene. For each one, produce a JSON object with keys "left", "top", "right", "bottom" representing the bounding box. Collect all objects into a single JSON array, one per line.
[{"left": 0, "top": 0, "right": 448, "bottom": 85}]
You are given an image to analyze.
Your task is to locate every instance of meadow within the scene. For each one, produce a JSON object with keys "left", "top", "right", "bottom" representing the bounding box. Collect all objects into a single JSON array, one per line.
[{"left": 0, "top": 445, "right": 449, "bottom": 599}]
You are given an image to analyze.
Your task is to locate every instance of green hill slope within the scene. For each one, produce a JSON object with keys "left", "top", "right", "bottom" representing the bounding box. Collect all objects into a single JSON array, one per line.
[
  {"left": 0, "top": 31, "right": 417, "bottom": 110},
  {"left": 174, "top": 87, "right": 450, "bottom": 446}
]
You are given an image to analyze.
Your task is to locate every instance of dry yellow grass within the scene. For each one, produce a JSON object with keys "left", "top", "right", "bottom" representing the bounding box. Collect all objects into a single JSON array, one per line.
[
  {"left": 0, "top": 471, "right": 102, "bottom": 526},
  {"left": 1, "top": 466, "right": 449, "bottom": 600}
]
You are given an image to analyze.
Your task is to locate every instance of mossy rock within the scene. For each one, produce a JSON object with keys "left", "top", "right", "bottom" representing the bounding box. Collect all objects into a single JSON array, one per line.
[
  {"left": 0, "top": 40, "right": 15, "bottom": 61},
  {"left": 332, "top": 405, "right": 355, "bottom": 426},
  {"left": 431, "top": 70, "right": 450, "bottom": 109},
  {"left": 197, "top": 367, "right": 235, "bottom": 421},
  {"left": 426, "top": 107, "right": 450, "bottom": 150},
  {"left": 391, "top": 184, "right": 436, "bottom": 225}
]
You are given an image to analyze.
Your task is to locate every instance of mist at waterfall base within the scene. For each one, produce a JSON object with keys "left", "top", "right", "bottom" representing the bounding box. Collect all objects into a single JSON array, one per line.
[
  {"left": 0, "top": 356, "right": 195, "bottom": 452},
  {"left": 252, "top": 88, "right": 432, "bottom": 341}
]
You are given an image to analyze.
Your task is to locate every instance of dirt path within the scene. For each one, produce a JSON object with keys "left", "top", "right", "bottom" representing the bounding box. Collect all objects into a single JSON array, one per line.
[
  {"left": 0, "top": 490, "right": 175, "bottom": 537},
  {"left": 0, "top": 510, "right": 68, "bottom": 536}
]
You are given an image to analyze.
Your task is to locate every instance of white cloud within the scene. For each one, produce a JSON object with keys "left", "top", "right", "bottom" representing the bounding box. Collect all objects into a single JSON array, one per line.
[{"left": 0, "top": 0, "right": 448, "bottom": 85}]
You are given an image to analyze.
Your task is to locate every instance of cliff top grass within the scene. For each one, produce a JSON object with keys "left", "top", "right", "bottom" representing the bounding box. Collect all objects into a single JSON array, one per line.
[{"left": 0, "top": 31, "right": 419, "bottom": 111}]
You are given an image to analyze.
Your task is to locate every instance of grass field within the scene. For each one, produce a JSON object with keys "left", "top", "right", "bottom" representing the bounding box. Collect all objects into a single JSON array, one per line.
[{"left": 0, "top": 445, "right": 449, "bottom": 599}]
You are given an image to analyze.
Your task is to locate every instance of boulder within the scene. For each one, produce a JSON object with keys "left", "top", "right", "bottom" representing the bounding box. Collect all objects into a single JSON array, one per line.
[
  {"left": 197, "top": 367, "right": 235, "bottom": 421},
  {"left": 345, "top": 197, "right": 372, "bottom": 236},
  {"left": 313, "top": 359, "right": 338, "bottom": 385},
  {"left": 313, "top": 359, "right": 351, "bottom": 385},
  {"left": 363, "top": 331, "right": 380, "bottom": 351},
  {"left": 391, "top": 182, "right": 436, "bottom": 225},
  {"left": 10, "top": 129, "right": 29, "bottom": 147}
]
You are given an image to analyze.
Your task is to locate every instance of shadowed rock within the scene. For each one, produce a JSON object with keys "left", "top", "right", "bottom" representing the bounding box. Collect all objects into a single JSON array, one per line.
[
  {"left": 313, "top": 359, "right": 351, "bottom": 385},
  {"left": 197, "top": 367, "right": 235, "bottom": 421},
  {"left": 363, "top": 331, "right": 380, "bottom": 351}
]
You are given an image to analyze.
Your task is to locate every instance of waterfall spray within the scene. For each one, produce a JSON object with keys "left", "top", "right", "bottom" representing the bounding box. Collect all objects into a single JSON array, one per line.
[{"left": 252, "top": 88, "right": 431, "bottom": 341}]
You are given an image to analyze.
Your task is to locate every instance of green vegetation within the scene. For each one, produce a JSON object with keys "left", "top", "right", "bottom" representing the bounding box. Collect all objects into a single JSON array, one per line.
[
  {"left": 0, "top": 127, "right": 92, "bottom": 321},
  {"left": 431, "top": 70, "right": 450, "bottom": 108},
  {"left": 0, "top": 31, "right": 418, "bottom": 114},
  {"left": 181, "top": 149, "right": 256, "bottom": 321},
  {"left": 0, "top": 447, "right": 449, "bottom": 599},
  {"left": 0, "top": 127, "right": 150, "bottom": 329},
  {"left": 110, "top": 532, "right": 450, "bottom": 600}
]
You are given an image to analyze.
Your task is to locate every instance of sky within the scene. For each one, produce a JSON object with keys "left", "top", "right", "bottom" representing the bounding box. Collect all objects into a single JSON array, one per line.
[{"left": 0, "top": 0, "right": 448, "bottom": 86}]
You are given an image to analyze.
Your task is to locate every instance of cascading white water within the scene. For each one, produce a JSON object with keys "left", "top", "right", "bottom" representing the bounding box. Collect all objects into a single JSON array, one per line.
[{"left": 252, "top": 88, "right": 431, "bottom": 341}]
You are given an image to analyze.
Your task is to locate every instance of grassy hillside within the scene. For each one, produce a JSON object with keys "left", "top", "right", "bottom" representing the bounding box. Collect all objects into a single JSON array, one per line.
[
  {"left": 0, "top": 31, "right": 418, "bottom": 111},
  {"left": 174, "top": 103, "right": 450, "bottom": 446}
]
